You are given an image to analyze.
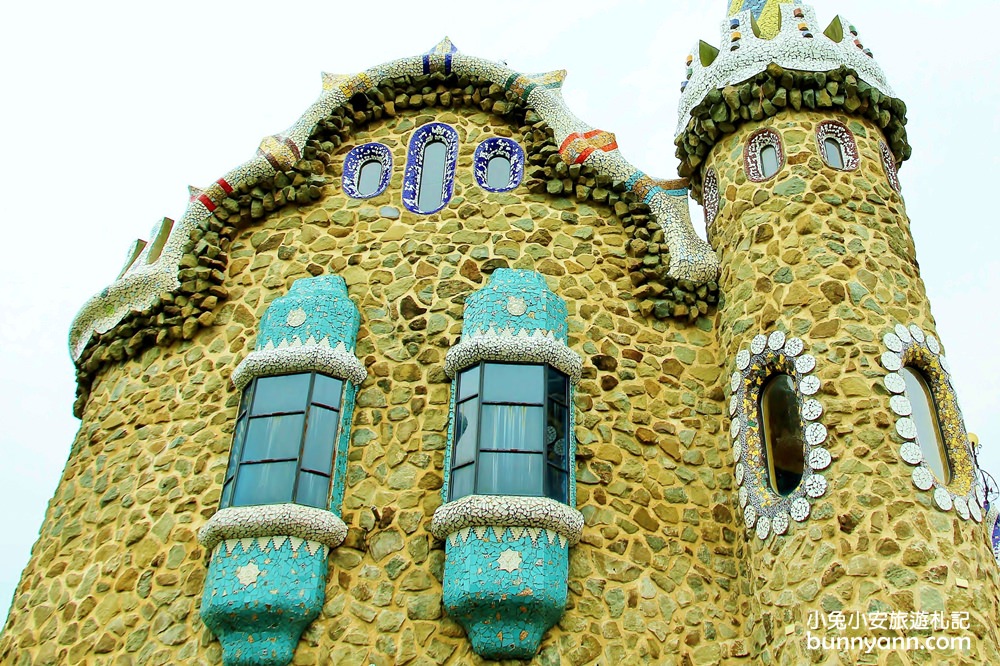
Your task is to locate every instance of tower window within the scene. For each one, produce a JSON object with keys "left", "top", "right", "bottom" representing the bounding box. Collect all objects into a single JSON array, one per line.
[
  {"left": 759, "top": 373, "right": 805, "bottom": 496},
  {"left": 449, "top": 362, "right": 570, "bottom": 503},
  {"left": 221, "top": 372, "right": 344, "bottom": 510},
  {"left": 342, "top": 142, "right": 392, "bottom": 199},
  {"left": 402, "top": 122, "right": 459, "bottom": 214},
  {"left": 901, "top": 367, "right": 951, "bottom": 484},
  {"left": 880, "top": 140, "right": 902, "bottom": 193},
  {"left": 473, "top": 138, "right": 525, "bottom": 192},
  {"left": 744, "top": 129, "right": 784, "bottom": 182},
  {"left": 816, "top": 121, "right": 860, "bottom": 171},
  {"left": 703, "top": 168, "right": 720, "bottom": 228}
]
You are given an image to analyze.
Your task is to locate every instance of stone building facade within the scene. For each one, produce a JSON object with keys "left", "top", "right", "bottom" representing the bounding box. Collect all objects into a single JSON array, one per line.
[{"left": 2, "top": 1, "right": 999, "bottom": 665}]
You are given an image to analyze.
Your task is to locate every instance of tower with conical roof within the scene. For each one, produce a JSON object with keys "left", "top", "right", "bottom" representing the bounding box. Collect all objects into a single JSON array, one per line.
[
  {"left": 1, "top": 2, "right": 998, "bottom": 665},
  {"left": 678, "top": 0, "right": 1000, "bottom": 661}
]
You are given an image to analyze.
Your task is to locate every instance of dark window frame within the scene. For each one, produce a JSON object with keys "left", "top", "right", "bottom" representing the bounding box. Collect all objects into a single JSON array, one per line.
[
  {"left": 221, "top": 371, "right": 344, "bottom": 510},
  {"left": 448, "top": 361, "right": 571, "bottom": 503}
]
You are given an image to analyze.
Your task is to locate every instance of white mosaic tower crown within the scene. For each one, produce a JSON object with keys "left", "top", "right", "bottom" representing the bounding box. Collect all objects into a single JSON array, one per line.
[{"left": 677, "top": 2, "right": 895, "bottom": 135}]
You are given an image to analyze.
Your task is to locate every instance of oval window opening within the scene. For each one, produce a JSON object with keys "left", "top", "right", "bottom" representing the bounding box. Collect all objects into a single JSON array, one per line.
[
  {"left": 417, "top": 140, "right": 448, "bottom": 212},
  {"left": 486, "top": 156, "right": 511, "bottom": 190},
  {"left": 901, "top": 367, "right": 952, "bottom": 484},
  {"left": 760, "top": 374, "right": 805, "bottom": 496},
  {"left": 760, "top": 145, "right": 780, "bottom": 179},
  {"left": 823, "top": 138, "right": 845, "bottom": 170},
  {"left": 357, "top": 160, "right": 384, "bottom": 197}
]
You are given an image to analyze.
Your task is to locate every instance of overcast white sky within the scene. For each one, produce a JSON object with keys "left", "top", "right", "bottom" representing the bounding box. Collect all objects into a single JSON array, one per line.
[{"left": 1, "top": 1, "right": 997, "bottom": 627}]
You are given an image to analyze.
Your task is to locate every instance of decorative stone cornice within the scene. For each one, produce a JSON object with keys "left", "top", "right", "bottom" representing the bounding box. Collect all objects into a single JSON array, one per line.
[
  {"left": 198, "top": 503, "right": 348, "bottom": 551},
  {"left": 232, "top": 341, "right": 367, "bottom": 390},
  {"left": 430, "top": 495, "right": 584, "bottom": 546},
  {"left": 444, "top": 329, "right": 582, "bottom": 384}
]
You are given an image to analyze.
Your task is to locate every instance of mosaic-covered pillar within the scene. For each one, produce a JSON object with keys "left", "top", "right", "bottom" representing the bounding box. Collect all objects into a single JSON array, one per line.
[
  {"left": 431, "top": 269, "right": 584, "bottom": 660},
  {"left": 198, "top": 275, "right": 366, "bottom": 666}
]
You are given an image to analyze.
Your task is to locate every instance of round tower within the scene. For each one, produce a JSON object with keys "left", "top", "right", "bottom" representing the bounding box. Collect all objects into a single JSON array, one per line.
[{"left": 678, "top": 1, "right": 1000, "bottom": 662}]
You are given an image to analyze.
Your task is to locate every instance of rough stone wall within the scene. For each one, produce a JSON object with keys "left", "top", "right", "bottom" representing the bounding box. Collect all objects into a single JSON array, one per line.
[
  {"left": 707, "top": 109, "right": 1000, "bottom": 664},
  {"left": 1, "top": 106, "right": 741, "bottom": 665}
]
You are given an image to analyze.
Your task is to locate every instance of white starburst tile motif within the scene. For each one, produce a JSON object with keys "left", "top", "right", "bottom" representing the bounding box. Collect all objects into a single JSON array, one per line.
[
  {"left": 926, "top": 335, "right": 940, "bottom": 354},
  {"left": 912, "top": 467, "right": 934, "bottom": 491},
  {"left": 895, "top": 418, "right": 917, "bottom": 440},
  {"left": 767, "top": 331, "right": 785, "bottom": 350},
  {"left": 954, "top": 497, "right": 970, "bottom": 521},
  {"left": 744, "top": 504, "right": 757, "bottom": 528},
  {"left": 934, "top": 488, "right": 953, "bottom": 512},
  {"left": 794, "top": 354, "right": 816, "bottom": 374},
  {"left": 899, "top": 442, "right": 922, "bottom": 465},
  {"left": 883, "top": 373, "right": 905, "bottom": 394},
  {"left": 882, "top": 333, "right": 903, "bottom": 353},
  {"left": 908, "top": 325, "right": 925, "bottom": 343},
  {"left": 496, "top": 549, "right": 523, "bottom": 573},
  {"left": 894, "top": 324, "right": 912, "bottom": 343},
  {"left": 880, "top": 352, "right": 902, "bottom": 372},
  {"left": 235, "top": 562, "right": 261, "bottom": 587},
  {"left": 755, "top": 516, "right": 771, "bottom": 540},
  {"left": 799, "top": 376, "right": 820, "bottom": 395},
  {"left": 790, "top": 498, "right": 810, "bottom": 522},
  {"left": 808, "top": 448, "right": 831, "bottom": 471},
  {"left": 970, "top": 501, "right": 983, "bottom": 524},
  {"left": 805, "top": 475, "right": 828, "bottom": 498},
  {"left": 772, "top": 512, "right": 789, "bottom": 535},
  {"left": 738, "top": 486, "right": 749, "bottom": 508},
  {"left": 731, "top": 372, "right": 741, "bottom": 393},
  {"left": 802, "top": 399, "right": 823, "bottom": 421},
  {"left": 889, "top": 395, "right": 912, "bottom": 417},
  {"left": 805, "top": 423, "right": 828, "bottom": 446},
  {"left": 784, "top": 338, "right": 804, "bottom": 357},
  {"left": 736, "top": 349, "right": 751, "bottom": 370},
  {"left": 750, "top": 334, "right": 767, "bottom": 354}
]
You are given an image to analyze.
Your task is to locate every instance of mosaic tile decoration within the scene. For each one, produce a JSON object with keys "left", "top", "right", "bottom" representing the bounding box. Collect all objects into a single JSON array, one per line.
[
  {"left": 880, "top": 139, "right": 902, "bottom": 193},
  {"left": 472, "top": 138, "right": 525, "bottom": 192},
  {"left": 703, "top": 168, "right": 720, "bottom": 229},
  {"left": 816, "top": 120, "right": 860, "bottom": 171},
  {"left": 201, "top": 537, "right": 328, "bottom": 666},
  {"left": 744, "top": 128, "right": 785, "bottom": 182},
  {"left": 729, "top": 330, "right": 830, "bottom": 540},
  {"left": 70, "top": 38, "right": 719, "bottom": 362},
  {"left": 879, "top": 324, "right": 983, "bottom": 522},
  {"left": 401, "top": 122, "right": 459, "bottom": 215},
  {"left": 341, "top": 142, "right": 392, "bottom": 199},
  {"left": 198, "top": 504, "right": 348, "bottom": 552},
  {"left": 231, "top": 275, "right": 367, "bottom": 389},
  {"left": 679, "top": 2, "right": 895, "bottom": 136},
  {"left": 430, "top": 495, "right": 584, "bottom": 546},
  {"left": 987, "top": 501, "right": 1000, "bottom": 565},
  {"left": 440, "top": 526, "right": 569, "bottom": 660}
]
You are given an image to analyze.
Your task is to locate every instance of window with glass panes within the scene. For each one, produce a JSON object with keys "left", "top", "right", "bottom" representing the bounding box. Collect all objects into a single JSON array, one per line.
[
  {"left": 449, "top": 362, "right": 570, "bottom": 502},
  {"left": 221, "top": 372, "right": 344, "bottom": 509}
]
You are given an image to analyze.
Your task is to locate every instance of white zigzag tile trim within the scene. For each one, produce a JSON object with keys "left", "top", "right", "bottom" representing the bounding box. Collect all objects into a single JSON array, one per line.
[
  {"left": 232, "top": 343, "right": 367, "bottom": 389},
  {"left": 199, "top": 503, "right": 348, "bottom": 551},
  {"left": 444, "top": 329, "right": 582, "bottom": 384},
  {"left": 430, "top": 495, "right": 584, "bottom": 546}
]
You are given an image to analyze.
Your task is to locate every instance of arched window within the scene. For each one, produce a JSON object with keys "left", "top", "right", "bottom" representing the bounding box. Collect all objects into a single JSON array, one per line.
[
  {"left": 403, "top": 123, "right": 459, "bottom": 214},
  {"left": 759, "top": 373, "right": 805, "bottom": 496},
  {"left": 357, "top": 160, "right": 384, "bottom": 197},
  {"left": 703, "top": 168, "right": 719, "bottom": 228},
  {"left": 486, "top": 156, "right": 511, "bottom": 189},
  {"left": 473, "top": 138, "right": 525, "bottom": 192},
  {"left": 417, "top": 141, "right": 448, "bottom": 212},
  {"left": 342, "top": 143, "right": 392, "bottom": 199},
  {"left": 449, "top": 362, "right": 570, "bottom": 502},
  {"left": 221, "top": 371, "right": 344, "bottom": 509},
  {"left": 901, "top": 367, "right": 951, "bottom": 484},
  {"left": 744, "top": 129, "right": 784, "bottom": 182},
  {"left": 816, "top": 121, "right": 860, "bottom": 171},
  {"left": 822, "top": 139, "right": 845, "bottom": 169},
  {"left": 760, "top": 145, "right": 780, "bottom": 179}
]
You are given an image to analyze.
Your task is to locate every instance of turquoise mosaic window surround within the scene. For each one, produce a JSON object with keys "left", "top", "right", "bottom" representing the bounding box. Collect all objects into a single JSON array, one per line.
[
  {"left": 199, "top": 274, "right": 365, "bottom": 666},
  {"left": 431, "top": 269, "right": 586, "bottom": 660}
]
